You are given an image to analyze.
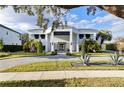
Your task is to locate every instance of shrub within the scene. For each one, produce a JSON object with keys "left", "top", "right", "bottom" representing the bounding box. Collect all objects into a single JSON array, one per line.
[
  {"left": 32, "top": 40, "right": 43, "bottom": 53},
  {"left": 106, "top": 43, "right": 117, "bottom": 50},
  {"left": 23, "top": 40, "right": 43, "bottom": 53},
  {"left": 110, "top": 52, "right": 123, "bottom": 66},
  {"left": 0, "top": 39, "right": 4, "bottom": 51},
  {"left": 23, "top": 41, "right": 30, "bottom": 52},
  {"left": 66, "top": 52, "right": 72, "bottom": 56},
  {"left": 79, "top": 54, "right": 90, "bottom": 66},
  {"left": 51, "top": 51, "right": 57, "bottom": 55},
  {"left": 0, "top": 52, "right": 11, "bottom": 57},
  {"left": 3, "top": 45, "right": 22, "bottom": 52},
  {"left": 80, "top": 39, "right": 101, "bottom": 53}
]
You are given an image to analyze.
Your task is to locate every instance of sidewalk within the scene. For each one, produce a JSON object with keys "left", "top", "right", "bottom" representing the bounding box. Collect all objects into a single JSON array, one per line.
[{"left": 1, "top": 70, "right": 124, "bottom": 81}]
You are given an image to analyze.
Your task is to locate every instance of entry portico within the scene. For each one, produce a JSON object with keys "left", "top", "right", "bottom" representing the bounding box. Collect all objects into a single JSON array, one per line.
[
  {"left": 50, "top": 29, "right": 78, "bottom": 53},
  {"left": 28, "top": 26, "right": 98, "bottom": 53}
]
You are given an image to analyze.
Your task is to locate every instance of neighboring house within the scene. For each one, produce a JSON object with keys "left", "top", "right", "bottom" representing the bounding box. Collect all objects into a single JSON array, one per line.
[
  {"left": 114, "top": 38, "right": 124, "bottom": 54},
  {"left": 0, "top": 24, "right": 22, "bottom": 45},
  {"left": 28, "top": 26, "right": 98, "bottom": 53}
]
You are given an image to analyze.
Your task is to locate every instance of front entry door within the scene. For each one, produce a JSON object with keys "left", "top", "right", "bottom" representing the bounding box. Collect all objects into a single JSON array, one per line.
[{"left": 59, "top": 43, "right": 65, "bottom": 51}]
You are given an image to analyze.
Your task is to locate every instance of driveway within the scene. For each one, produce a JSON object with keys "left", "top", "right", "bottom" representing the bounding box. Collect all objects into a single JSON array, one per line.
[{"left": 0, "top": 53, "right": 111, "bottom": 70}]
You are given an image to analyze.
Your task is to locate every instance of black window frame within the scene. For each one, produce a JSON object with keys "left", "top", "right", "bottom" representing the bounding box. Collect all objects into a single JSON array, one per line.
[
  {"left": 40, "top": 34, "right": 45, "bottom": 39},
  {"left": 54, "top": 32, "right": 70, "bottom": 35},
  {"left": 86, "top": 34, "right": 91, "bottom": 39},
  {"left": 6, "top": 32, "right": 8, "bottom": 35},
  {"left": 34, "top": 34, "right": 39, "bottom": 39},
  {"left": 79, "top": 34, "right": 84, "bottom": 39}
]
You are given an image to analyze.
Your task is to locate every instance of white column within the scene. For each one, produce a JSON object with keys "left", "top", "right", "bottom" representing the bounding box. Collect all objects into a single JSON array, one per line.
[
  {"left": 51, "top": 32, "right": 54, "bottom": 51},
  {"left": 45, "top": 34, "right": 48, "bottom": 52},
  {"left": 70, "top": 31, "right": 73, "bottom": 53},
  {"left": 29, "top": 34, "right": 33, "bottom": 40},
  {"left": 76, "top": 33, "right": 79, "bottom": 52},
  {"left": 93, "top": 33, "right": 96, "bottom": 40},
  {"left": 84, "top": 34, "right": 86, "bottom": 40}
]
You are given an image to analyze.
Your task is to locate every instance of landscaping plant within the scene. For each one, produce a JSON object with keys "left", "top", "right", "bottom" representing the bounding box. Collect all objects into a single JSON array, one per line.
[
  {"left": 80, "top": 39, "right": 101, "bottom": 53},
  {"left": 96, "top": 30, "right": 112, "bottom": 48},
  {"left": 79, "top": 39, "right": 91, "bottom": 66},
  {"left": 23, "top": 40, "right": 43, "bottom": 53},
  {"left": 0, "top": 39, "right": 4, "bottom": 52},
  {"left": 80, "top": 53, "right": 91, "bottom": 66},
  {"left": 110, "top": 52, "right": 123, "bottom": 65}
]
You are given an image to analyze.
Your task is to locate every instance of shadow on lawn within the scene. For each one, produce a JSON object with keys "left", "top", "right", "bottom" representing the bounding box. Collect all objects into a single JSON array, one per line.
[{"left": 0, "top": 80, "right": 65, "bottom": 87}]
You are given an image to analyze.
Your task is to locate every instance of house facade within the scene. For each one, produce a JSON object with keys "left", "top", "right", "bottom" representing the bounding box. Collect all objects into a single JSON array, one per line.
[
  {"left": 0, "top": 24, "right": 22, "bottom": 45},
  {"left": 28, "top": 26, "right": 98, "bottom": 53}
]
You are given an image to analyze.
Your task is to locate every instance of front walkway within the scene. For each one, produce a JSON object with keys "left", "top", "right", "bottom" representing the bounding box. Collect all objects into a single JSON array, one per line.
[
  {"left": 0, "top": 53, "right": 110, "bottom": 70},
  {"left": 1, "top": 70, "right": 124, "bottom": 81}
]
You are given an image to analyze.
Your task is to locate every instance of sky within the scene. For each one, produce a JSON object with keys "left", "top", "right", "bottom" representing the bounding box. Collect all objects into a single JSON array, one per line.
[{"left": 0, "top": 6, "right": 124, "bottom": 42}]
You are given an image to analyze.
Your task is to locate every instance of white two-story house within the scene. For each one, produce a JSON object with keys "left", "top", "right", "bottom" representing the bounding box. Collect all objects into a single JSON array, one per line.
[
  {"left": 0, "top": 24, "right": 22, "bottom": 45},
  {"left": 28, "top": 26, "right": 98, "bottom": 53}
]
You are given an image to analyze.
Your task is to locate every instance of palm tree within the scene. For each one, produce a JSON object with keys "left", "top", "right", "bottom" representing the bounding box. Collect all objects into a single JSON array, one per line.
[{"left": 96, "top": 30, "right": 112, "bottom": 48}]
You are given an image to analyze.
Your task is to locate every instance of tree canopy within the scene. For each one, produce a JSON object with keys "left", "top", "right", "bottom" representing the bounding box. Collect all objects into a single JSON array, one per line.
[{"left": 0, "top": 5, "right": 124, "bottom": 31}]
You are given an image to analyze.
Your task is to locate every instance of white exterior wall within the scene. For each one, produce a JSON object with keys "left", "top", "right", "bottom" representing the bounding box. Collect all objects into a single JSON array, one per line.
[
  {"left": 27, "top": 28, "right": 98, "bottom": 52},
  {"left": 0, "top": 26, "right": 22, "bottom": 45},
  {"left": 53, "top": 35, "right": 69, "bottom": 43},
  {"left": 29, "top": 34, "right": 46, "bottom": 46},
  {"left": 72, "top": 33, "right": 77, "bottom": 51},
  {"left": 78, "top": 29, "right": 98, "bottom": 44}
]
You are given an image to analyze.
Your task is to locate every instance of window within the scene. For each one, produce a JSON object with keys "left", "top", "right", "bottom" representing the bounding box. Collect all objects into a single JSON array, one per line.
[
  {"left": 86, "top": 34, "right": 90, "bottom": 39},
  {"left": 34, "top": 34, "right": 39, "bottom": 39},
  {"left": 40, "top": 34, "right": 45, "bottom": 39},
  {"left": 6, "top": 32, "right": 8, "bottom": 35},
  {"left": 79, "top": 34, "right": 84, "bottom": 39},
  {"left": 54, "top": 32, "right": 70, "bottom": 35}
]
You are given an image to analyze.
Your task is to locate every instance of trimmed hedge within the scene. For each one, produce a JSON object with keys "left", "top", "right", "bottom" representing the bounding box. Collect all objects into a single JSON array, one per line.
[
  {"left": 0, "top": 52, "right": 11, "bottom": 57},
  {"left": 106, "top": 44, "right": 117, "bottom": 50},
  {"left": 3, "top": 45, "right": 23, "bottom": 52},
  {"left": 66, "top": 52, "right": 72, "bottom": 56}
]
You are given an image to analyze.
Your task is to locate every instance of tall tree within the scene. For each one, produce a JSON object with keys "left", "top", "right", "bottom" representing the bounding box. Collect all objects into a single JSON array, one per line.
[
  {"left": 96, "top": 30, "right": 112, "bottom": 48},
  {"left": 21, "top": 34, "right": 29, "bottom": 45}
]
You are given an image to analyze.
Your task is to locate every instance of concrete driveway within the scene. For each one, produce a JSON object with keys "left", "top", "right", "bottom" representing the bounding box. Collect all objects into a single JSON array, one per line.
[{"left": 0, "top": 53, "right": 111, "bottom": 70}]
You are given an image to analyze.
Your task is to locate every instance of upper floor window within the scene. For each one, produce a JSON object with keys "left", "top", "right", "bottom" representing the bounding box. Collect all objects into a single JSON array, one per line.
[
  {"left": 6, "top": 32, "right": 8, "bottom": 35},
  {"left": 86, "top": 34, "right": 90, "bottom": 39},
  {"left": 40, "top": 34, "right": 45, "bottom": 39},
  {"left": 34, "top": 34, "right": 39, "bottom": 39},
  {"left": 79, "top": 34, "right": 84, "bottom": 39}
]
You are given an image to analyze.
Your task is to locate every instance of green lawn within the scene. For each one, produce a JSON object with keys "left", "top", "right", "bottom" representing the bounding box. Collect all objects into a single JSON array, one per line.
[
  {"left": 71, "top": 52, "right": 124, "bottom": 57},
  {"left": 0, "top": 52, "right": 51, "bottom": 60},
  {"left": 71, "top": 52, "right": 114, "bottom": 57},
  {"left": 1, "top": 60, "right": 124, "bottom": 72},
  {"left": 0, "top": 51, "right": 121, "bottom": 60},
  {"left": 1, "top": 78, "right": 124, "bottom": 87}
]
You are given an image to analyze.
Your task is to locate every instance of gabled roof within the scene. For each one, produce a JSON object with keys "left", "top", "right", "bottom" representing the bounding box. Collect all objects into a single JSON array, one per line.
[
  {"left": 0, "top": 24, "right": 21, "bottom": 35},
  {"left": 57, "top": 25, "right": 77, "bottom": 29},
  {"left": 28, "top": 29, "right": 45, "bottom": 34}
]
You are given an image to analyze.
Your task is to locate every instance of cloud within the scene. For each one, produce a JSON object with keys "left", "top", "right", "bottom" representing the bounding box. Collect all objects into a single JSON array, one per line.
[
  {"left": 66, "top": 13, "right": 78, "bottom": 22},
  {"left": 92, "top": 14, "right": 119, "bottom": 23},
  {"left": 0, "top": 7, "right": 38, "bottom": 33},
  {"left": 68, "top": 19, "right": 95, "bottom": 29},
  {"left": 8, "top": 23, "right": 39, "bottom": 31},
  {"left": 109, "top": 20, "right": 124, "bottom": 32}
]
